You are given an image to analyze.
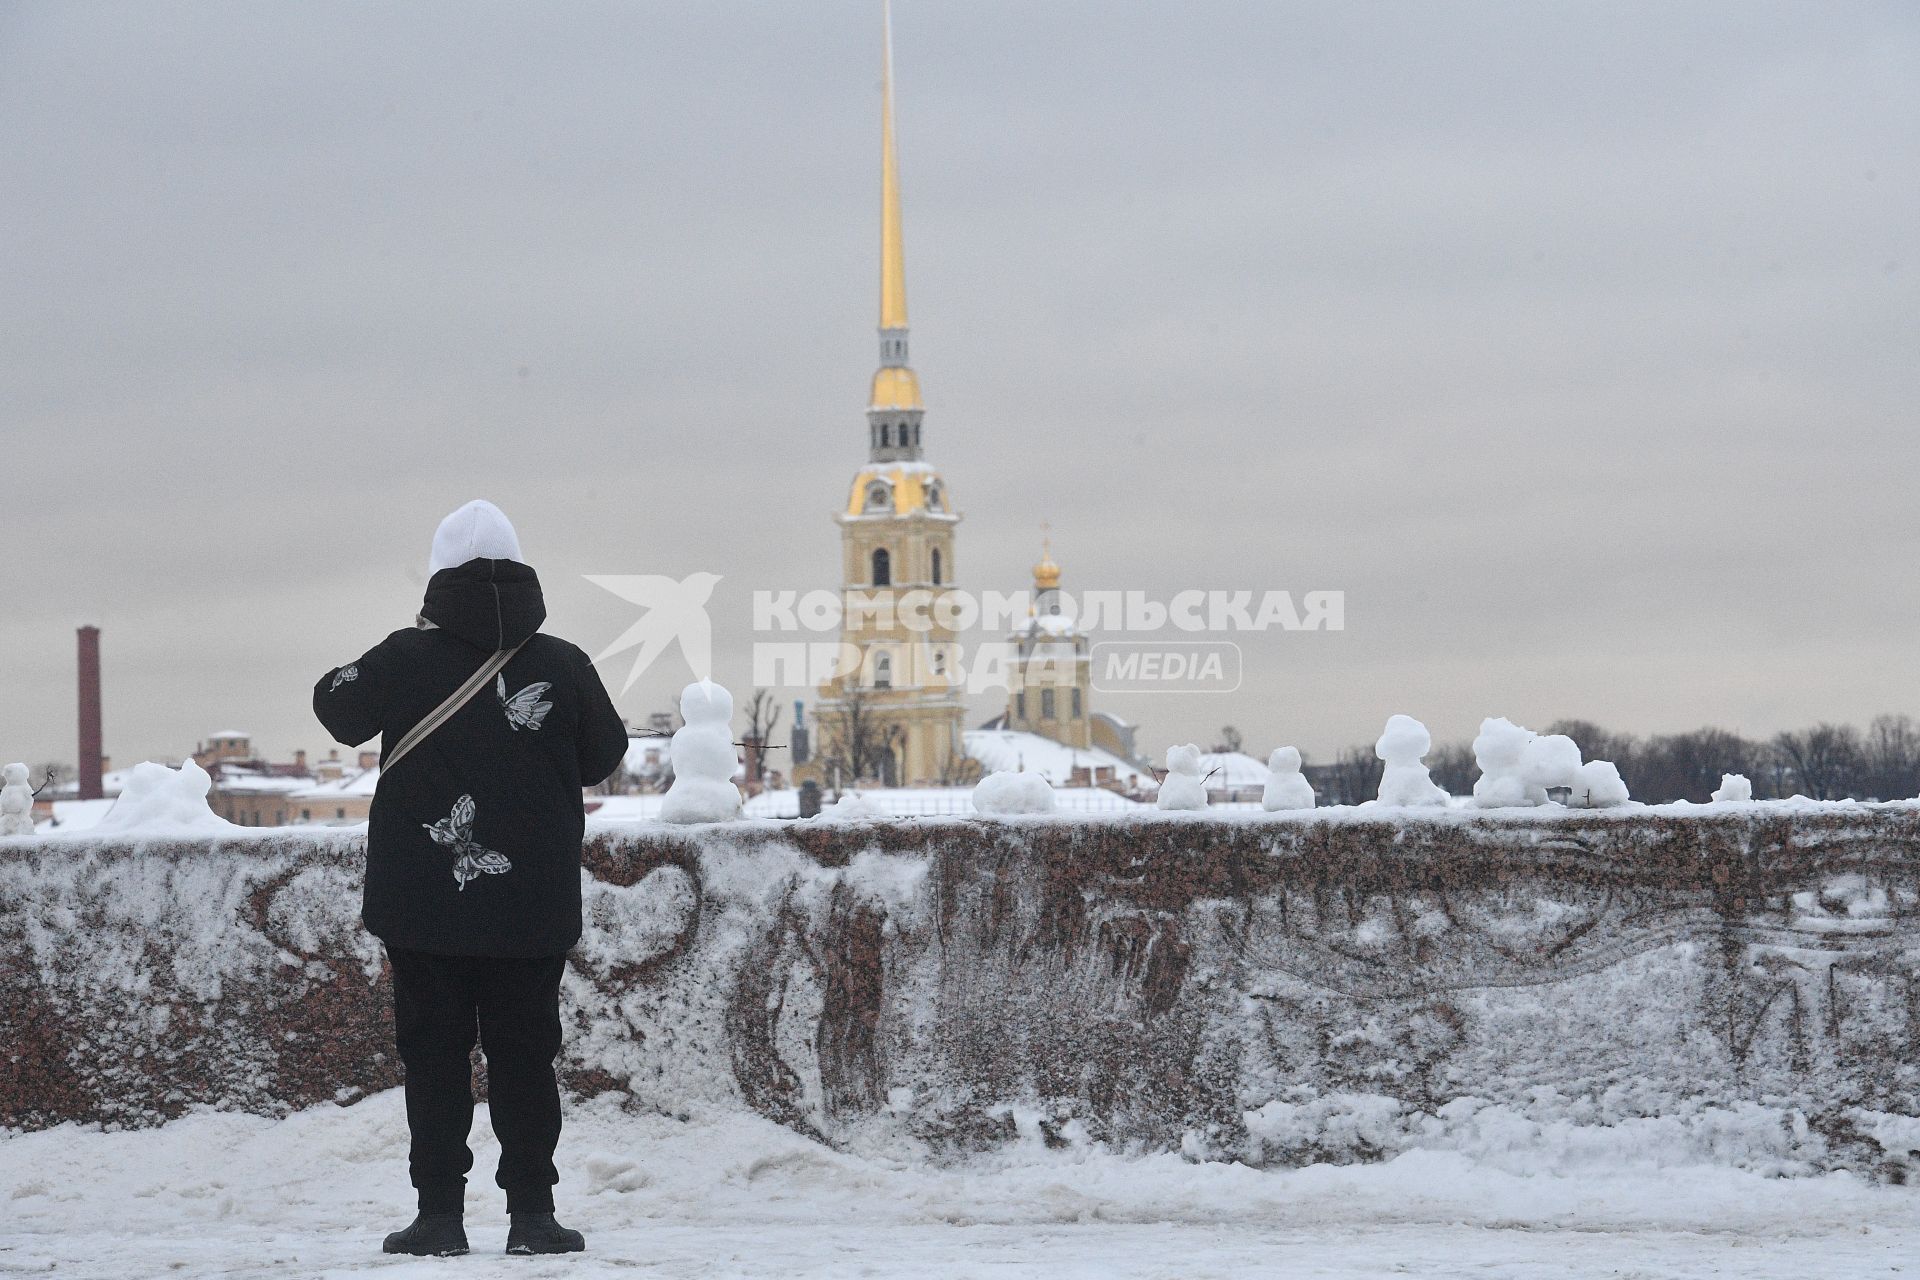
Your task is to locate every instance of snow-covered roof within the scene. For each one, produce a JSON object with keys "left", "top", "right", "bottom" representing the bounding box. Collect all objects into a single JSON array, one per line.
[
  {"left": 963, "top": 729, "right": 1153, "bottom": 790},
  {"left": 1194, "top": 751, "right": 1270, "bottom": 791},
  {"left": 207, "top": 730, "right": 251, "bottom": 741},
  {"left": 290, "top": 768, "right": 380, "bottom": 800},
  {"left": 212, "top": 769, "right": 312, "bottom": 795},
  {"left": 33, "top": 798, "right": 116, "bottom": 834},
  {"left": 45, "top": 765, "right": 149, "bottom": 800}
]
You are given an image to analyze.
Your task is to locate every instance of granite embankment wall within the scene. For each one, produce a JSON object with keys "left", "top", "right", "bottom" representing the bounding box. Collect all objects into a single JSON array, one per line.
[{"left": 4, "top": 808, "right": 1918, "bottom": 1174}]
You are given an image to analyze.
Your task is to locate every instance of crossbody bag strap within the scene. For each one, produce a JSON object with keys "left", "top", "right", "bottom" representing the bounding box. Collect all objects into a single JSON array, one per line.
[{"left": 383, "top": 640, "right": 527, "bottom": 774}]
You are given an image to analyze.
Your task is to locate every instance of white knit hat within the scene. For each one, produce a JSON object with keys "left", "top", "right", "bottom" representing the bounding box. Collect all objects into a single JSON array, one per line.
[{"left": 428, "top": 499, "right": 524, "bottom": 576}]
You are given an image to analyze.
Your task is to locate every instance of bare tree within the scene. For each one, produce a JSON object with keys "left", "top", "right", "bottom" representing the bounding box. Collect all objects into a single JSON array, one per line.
[
  {"left": 740, "top": 690, "right": 783, "bottom": 786},
  {"left": 815, "top": 686, "right": 904, "bottom": 788},
  {"left": 936, "top": 748, "right": 982, "bottom": 787},
  {"left": 1544, "top": 720, "right": 1638, "bottom": 775},
  {"left": 1773, "top": 723, "right": 1864, "bottom": 801},
  {"left": 1626, "top": 729, "right": 1759, "bottom": 803},
  {"left": 1215, "top": 725, "right": 1245, "bottom": 755},
  {"left": 1863, "top": 714, "right": 1920, "bottom": 802},
  {"left": 1321, "top": 744, "right": 1384, "bottom": 806},
  {"left": 1427, "top": 741, "right": 1477, "bottom": 797}
]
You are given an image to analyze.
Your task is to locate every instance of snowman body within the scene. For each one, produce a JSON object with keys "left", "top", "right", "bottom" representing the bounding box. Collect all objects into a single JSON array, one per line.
[
  {"left": 0, "top": 763, "right": 35, "bottom": 836},
  {"left": 1261, "top": 746, "right": 1315, "bottom": 811},
  {"left": 1156, "top": 743, "right": 1209, "bottom": 811},
  {"left": 1373, "top": 715, "right": 1449, "bottom": 808},
  {"left": 660, "top": 680, "right": 743, "bottom": 824},
  {"left": 1470, "top": 717, "right": 1542, "bottom": 808},
  {"left": 1711, "top": 773, "right": 1753, "bottom": 803}
]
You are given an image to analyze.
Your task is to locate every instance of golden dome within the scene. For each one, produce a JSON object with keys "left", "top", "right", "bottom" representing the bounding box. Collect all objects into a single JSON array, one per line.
[
  {"left": 869, "top": 365, "right": 922, "bottom": 411},
  {"left": 1032, "top": 540, "right": 1060, "bottom": 591}
]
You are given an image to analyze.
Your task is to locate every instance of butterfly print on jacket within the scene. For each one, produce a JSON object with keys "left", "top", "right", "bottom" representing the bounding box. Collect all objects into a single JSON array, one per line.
[
  {"left": 329, "top": 664, "right": 359, "bottom": 692},
  {"left": 496, "top": 674, "right": 554, "bottom": 731},
  {"left": 422, "top": 794, "right": 513, "bottom": 890}
]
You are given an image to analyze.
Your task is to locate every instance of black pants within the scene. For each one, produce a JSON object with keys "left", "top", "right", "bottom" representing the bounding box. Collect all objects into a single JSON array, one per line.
[{"left": 386, "top": 947, "right": 567, "bottom": 1215}]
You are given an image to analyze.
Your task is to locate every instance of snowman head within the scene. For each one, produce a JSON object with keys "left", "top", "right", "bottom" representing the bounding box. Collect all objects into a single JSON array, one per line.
[
  {"left": 2, "top": 763, "right": 27, "bottom": 786},
  {"left": 1166, "top": 743, "right": 1202, "bottom": 776},
  {"left": 1472, "top": 717, "right": 1531, "bottom": 772},
  {"left": 678, "top": 679, "right": 734, "bottom": 727},
  {"left": 1268, "top": 746, "right": 1301, "bottom": 774},
  {"left": 1375, "top": 715, "right": 1431, "bottom": 765}
]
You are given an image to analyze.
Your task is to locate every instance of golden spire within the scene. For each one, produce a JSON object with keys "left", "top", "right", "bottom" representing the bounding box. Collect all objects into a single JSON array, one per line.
[
  {"left": 868, "top": 0, "right": 921, "bottom": 415},
  {"left": 1033, "top": 525, "right": 1061, "bottom": 592},
  {"left": 880, "top": 0, "right": 907, "bottom": 333}
]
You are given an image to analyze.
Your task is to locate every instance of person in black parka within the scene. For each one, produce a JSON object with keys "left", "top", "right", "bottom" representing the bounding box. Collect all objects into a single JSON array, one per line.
[{"left": 315, "top": 499, "right": 628, "bottom": 1259}]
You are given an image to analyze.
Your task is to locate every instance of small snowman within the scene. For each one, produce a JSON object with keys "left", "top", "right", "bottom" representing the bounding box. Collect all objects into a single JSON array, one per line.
[
  {"left": 1261, "top": 746, "right": 1315, "bottom": 811},
  {"left": 0, "top": 763, "right": 36, "bottom": 836},
  {"left": 1711, "top": 773, "right": 1753, "bottom": 803},
  {"left": 972, "top": 769, "right": 1055, "bottom": 816},
  {"left": 1156, "top": 743, "right": 1209, "bottom": 811},
  {"left": 1372, "top": 715, "right": 1449, "bottom": 807},
  {"left": 1469, "top": 717, "right": 1537, "bottom": 808},
  {"left": 659, "top": 680, "right": 742, "bottom": 824}
]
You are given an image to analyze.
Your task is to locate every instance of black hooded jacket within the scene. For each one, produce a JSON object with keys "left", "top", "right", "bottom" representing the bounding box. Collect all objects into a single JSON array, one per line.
[{"left": 314, "top": 558, "right": 628, "bottom": 957}]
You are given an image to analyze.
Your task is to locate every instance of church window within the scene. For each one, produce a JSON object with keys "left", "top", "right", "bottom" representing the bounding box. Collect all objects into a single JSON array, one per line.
[
  {"left": 865, "top": 481, "right": 891, "bottom": 513},
  {"left": 872, "top": 547, "right": 891, "bottom": 586},
  {"left": 1016, "top": 692, "right": 1026, "bottom": 719},
  {"left": 874, "top": 652, "right": 892, "bottom": 689},
  {"left": 931, "top": 548, "right": 942, "bottom": 584},
  {"left": 1041, "top": 688, "right": 1056, "bottom": 719},
  {"left": 1071, "top": 688, "right": 1082, "bottom": 718}
]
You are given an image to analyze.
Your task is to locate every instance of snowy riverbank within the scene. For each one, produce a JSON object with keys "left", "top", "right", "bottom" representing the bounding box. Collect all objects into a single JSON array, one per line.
[{"left": 3, "top": 1089, "right": 1915, "bottom": 1278}]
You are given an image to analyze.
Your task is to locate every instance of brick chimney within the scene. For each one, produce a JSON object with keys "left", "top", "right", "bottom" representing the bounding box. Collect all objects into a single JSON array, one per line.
[{"left": 77, "top": 626, "right": 104, "bottom": 800}]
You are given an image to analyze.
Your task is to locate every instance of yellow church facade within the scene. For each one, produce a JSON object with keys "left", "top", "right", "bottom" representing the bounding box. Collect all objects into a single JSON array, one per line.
[{"left": 808, "top": 7, "right": 970, "bottom": 787}]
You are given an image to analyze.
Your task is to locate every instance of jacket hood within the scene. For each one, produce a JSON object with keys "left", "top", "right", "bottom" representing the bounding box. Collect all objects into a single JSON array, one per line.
[
  {"left": 429, "top": 500, "right": 523, "bottom": 577},
  {"left": 420, "top": 558, "right": 547, "bottom": 651}
]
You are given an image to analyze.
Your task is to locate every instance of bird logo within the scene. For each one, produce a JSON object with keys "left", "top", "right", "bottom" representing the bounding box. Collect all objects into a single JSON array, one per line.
[{"left": 584, "top": 572, "right": 722, "bottom": 693}]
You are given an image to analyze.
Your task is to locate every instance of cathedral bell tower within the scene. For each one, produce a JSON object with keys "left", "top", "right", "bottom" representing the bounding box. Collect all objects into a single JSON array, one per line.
[
  {"left": 1005, "top": 539, "right": 1093, "bottom": 749},
  {"left": 811, "top": 0, "right": 968, "bottom": 788}
]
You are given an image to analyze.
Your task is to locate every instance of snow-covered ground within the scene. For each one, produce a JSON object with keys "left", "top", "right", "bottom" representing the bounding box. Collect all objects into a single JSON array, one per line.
[{"left": 3, "top": 1091, "right": 1913, "bottom": 1279}]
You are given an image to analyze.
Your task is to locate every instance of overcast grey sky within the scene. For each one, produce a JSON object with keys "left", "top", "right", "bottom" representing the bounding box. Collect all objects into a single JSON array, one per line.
[{"left": 2, "top": 0, "right": 1916, "bottom": 772}]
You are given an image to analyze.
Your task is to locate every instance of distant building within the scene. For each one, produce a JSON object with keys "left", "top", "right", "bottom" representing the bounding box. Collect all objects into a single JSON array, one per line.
[
  {"left": 807, "top": 24, "right": 968, "bottom": 788},
  {"left": 970, "top": 542, "right": 1158, "bottom": 794},
  {"left": 287, "top": 766, "right": 380, "bottom": 826},
  {"left": 1001, "top": 541, "right": 1092, "bottom": 749},
  {"left": 192, "top": 732, "right": 301, "bottom": 826}
]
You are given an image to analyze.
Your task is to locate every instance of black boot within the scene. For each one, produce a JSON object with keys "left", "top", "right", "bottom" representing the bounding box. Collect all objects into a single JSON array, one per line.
[
  {"left": 382, "top": 1212, "right": 469, "bottom": 1256},
  {"left": 505, "top": 1211, "right": 585, "bottom": 1255}
]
